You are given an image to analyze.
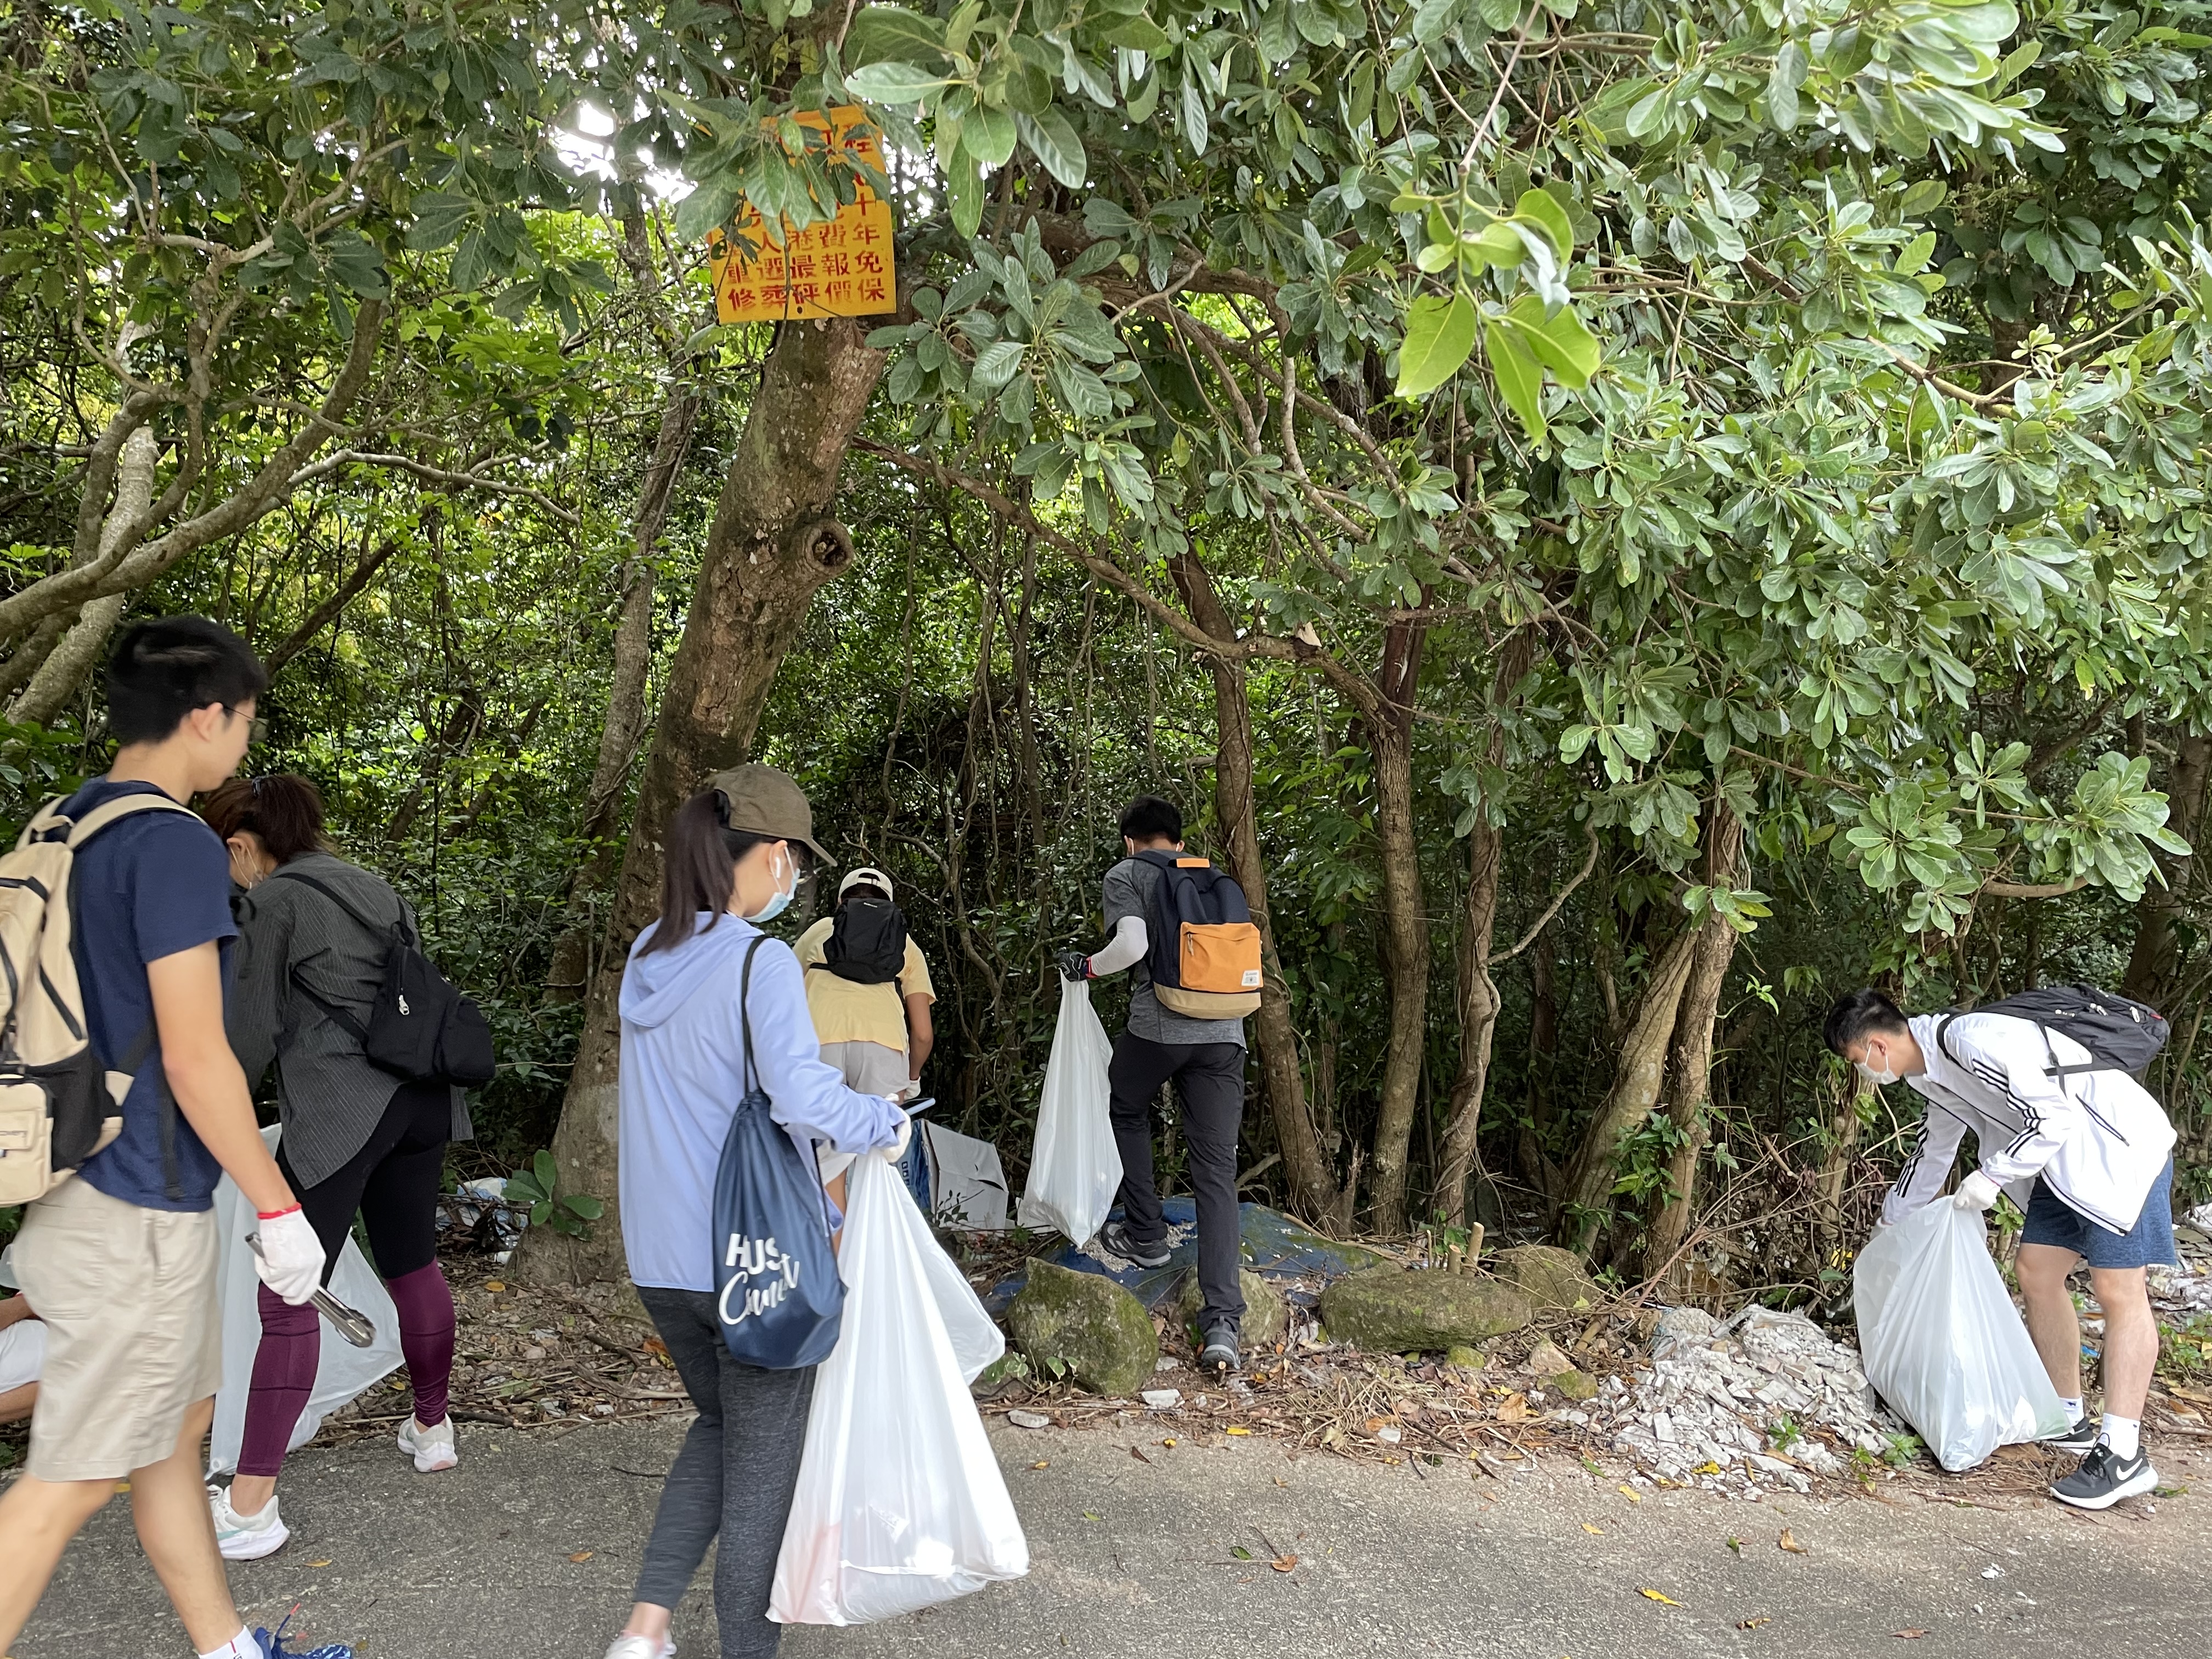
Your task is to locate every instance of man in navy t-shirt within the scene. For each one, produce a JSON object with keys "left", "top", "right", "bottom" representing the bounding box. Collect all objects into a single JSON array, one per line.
[{"left": 0, "top": 618, "right": 333, "bottom": 1659}]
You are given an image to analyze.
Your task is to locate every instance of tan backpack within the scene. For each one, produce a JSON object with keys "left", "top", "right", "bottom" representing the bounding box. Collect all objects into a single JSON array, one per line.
[{"left": 0, "top": 792, "right": 198, "bottom": 1205}]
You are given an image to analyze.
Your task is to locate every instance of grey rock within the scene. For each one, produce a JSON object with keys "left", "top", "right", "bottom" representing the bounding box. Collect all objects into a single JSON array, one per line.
[
  {"left": 1317, "top": 1267, "right": 1534, "bottom": 1352},
  {"left": 1491, "top": 1243, "right": 1604, "bottom": 1311},
  {"left": 1172, "top": 1266, "right": 1289, "bottom": 1349},
  {"left": 1007, "top": 1259, "right": 1160, "bottom": 1396}
]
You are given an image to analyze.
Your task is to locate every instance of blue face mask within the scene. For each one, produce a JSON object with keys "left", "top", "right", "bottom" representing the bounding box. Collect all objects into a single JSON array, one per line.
[{"left": 744, "top": 847, "right": 799, "bottom": 923}]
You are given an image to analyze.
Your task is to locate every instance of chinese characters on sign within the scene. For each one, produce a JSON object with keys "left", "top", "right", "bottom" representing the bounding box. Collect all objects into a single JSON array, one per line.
[{"left": 707, "top": 108, "right": 898, "bottom": 324}]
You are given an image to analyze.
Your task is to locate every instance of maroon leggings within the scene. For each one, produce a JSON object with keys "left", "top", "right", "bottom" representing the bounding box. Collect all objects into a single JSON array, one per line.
[{"left": 238, "top": 1081, "right": 457, "bottom": 1479}]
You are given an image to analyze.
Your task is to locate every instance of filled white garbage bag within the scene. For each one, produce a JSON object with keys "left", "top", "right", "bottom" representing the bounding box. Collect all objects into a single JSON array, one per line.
[
  {"left": 208, "top": 1126, "right": 404, "bottom": 1475},
  {"left": 770, "top": 1153, "right": 1028, "bottom": 1626},
  {"left": 1015, "top": 977, "right": 1119, "bottom": 1244},
  {"left": 921, "top": 1120, "right": 1011, "bottom": 1232},
  {"left": 1854, "top": 1197, "right": 2069, "bottom": 1471}
]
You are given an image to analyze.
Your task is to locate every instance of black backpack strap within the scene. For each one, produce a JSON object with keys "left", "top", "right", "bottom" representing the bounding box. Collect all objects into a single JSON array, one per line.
[
  {"left": 270, "top": 867, "right": 406, "bottom": 940},
  {"left": 287, "top": 963, "right": 372, "bottom": 1046},
  {"left": 738, "top": 936, "right": 766, "bottom": 1095}
]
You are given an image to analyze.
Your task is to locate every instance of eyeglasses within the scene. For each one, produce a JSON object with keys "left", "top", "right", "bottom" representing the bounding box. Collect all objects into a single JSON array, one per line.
[{"left": 223, "top": 706, "right": 268, "bottom": 744}]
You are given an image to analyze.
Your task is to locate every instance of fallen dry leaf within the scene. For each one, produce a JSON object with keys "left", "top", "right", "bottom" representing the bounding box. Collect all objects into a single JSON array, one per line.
[
  {"left": 1364, "top": 1416, "right": 1391, "bottom": 1434},
  {"left": 1495, "top": 1392, "right": 1532, "bottom": 1424},
  {"left": 1582, "top": 1523, "right": 1605, "bottom": 1536},
  {"left": 1161, "top": 1437, "right": 1177, "bottom": 1448},
  {"left": 1271, "top": 1555, "right": 1298, "bottom": 1572},
  {"left": 1129, "top": 1447, "right": 1150, "bottom": 1464},
  {"left": 306, "top": 1560, "right": 332, "bottom": 1569},
  {"left": 485, "top": 1280, "right": 506, "bottom": 1293},
  {"left": 1779, "top": 1529, "right": 1807, "bottom": 1554},
  {"left": 568, "top": 1551, "right": 594, "bottom": 1564},
  {"left": 1030, "top": 1460, "right": 1051, "bottom": 1469},
  {"left": 1618, "top": 1485, "right": 1643, "bottom": 1504},
  {"left": 1738, "top": 1616, "right": 1771, "bottom": 1630},
  {"left": 1226, "top": 1426, "right": 1251, "bottom": 1436},
  {"left": 1892, "top": 1632, "right": 1927, "bottom": 1641},
  {"left": 1638, "top": 1588, "right": 1680, "bottom": 1606}
]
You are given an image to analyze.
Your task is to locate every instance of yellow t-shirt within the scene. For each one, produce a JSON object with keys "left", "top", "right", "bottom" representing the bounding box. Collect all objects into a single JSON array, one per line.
[{"left": 794, "top": 916, "right": 935, "bottom": 1051}]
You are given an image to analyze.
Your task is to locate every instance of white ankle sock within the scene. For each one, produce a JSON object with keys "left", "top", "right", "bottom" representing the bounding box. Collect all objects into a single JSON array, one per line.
[
  {"left": 2057, "top": 1395, "right": 2084, "bottom": 1420},
  {"left": 2101, "top": 1414, "right": 2141, "bottom": 1460},
  {"left": 198, "top": 1628, "right": 262, "bottom": 1659}
]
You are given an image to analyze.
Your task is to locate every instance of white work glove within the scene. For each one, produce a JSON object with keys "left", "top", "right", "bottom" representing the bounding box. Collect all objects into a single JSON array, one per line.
[
  {"left": 875, "top": 1109, "right": 913, "bottom": 1164},
  {"left": 253, "top": 1205, "right": 326, "bottom": 1306},
  {"left": 1953, "top": 1170, "right": 2002, "bottom": 1213}
]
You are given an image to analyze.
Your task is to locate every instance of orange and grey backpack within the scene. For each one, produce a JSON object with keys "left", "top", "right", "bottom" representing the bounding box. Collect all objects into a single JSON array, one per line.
[
  {"left": 1133, "top": 849, "right": 1264, "bottom": 1018},
  {"left": 0, "top": 792, "right": 197, "bottom": 1205}
]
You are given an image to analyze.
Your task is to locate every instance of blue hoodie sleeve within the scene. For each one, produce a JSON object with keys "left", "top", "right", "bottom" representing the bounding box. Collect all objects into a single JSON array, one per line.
[{"left": 743, "top": 941, "right": 905, "bottom": 1152}]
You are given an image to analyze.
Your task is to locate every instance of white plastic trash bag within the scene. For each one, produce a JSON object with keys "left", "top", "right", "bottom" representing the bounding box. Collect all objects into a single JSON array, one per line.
[
  {"left": 770, "top": 1153, "right": 1029, "bottom": 1626},
  {"left": 1854, "top": 1197, "right": 2068, "bottom": 1471},
  {"left": 1015, "top": 977, "right": 1119, "bottom": 1244},
  {"left": 210, "top": 1127, "right": 403, "bottom": 1475}
]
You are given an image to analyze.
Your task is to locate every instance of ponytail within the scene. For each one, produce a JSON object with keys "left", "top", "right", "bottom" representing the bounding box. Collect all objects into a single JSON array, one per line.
[{"left": 641, "top": 790, "right": 776, "bottom": 956}]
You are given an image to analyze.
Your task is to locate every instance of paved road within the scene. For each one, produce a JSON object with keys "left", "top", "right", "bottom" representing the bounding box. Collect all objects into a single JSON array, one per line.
[{"left": 12, "top": 1418, "right": 2209, "bottom": 1658}]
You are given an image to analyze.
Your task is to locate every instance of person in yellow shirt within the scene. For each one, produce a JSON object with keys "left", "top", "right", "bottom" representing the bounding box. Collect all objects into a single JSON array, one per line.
[{"left": 797, "top": 868, "right": 935, "bottom": 1203}]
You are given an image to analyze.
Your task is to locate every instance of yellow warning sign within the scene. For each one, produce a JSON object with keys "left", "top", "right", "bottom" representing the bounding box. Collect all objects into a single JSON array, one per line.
[{"left": 707, "top": 108, "right": 896, "bottom": 324}]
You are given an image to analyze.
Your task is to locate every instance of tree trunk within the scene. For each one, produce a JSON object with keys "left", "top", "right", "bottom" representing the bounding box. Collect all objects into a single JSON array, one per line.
[
  {"left": 546, "top": 386, "right": 703, "bottom": 1001},
  {"left": 1365, "top": 616, "right": 1430, "bottom": 1237},
  {"left": 1430, "top": 634, "right": 1534, "bottom": 1229},
  {"left": 1556, "top": 927, "right": 1697, "bottom": 1256},
  {"left": 1169, "top": 552, "right": 1346, "bottom": 1226},
  {"left": 1641, "top": 805, "right": 1745, "bottom": 1280},
  {"left": 524, "top": 316, "right": 884, "bottom": 1283},
  {"left": 1516, "top": 922, "right": 1561, "bottom": 1198},
  {"left": 7, "top": 427, "right": 159, "bottom": 726},
  {"left": 2123, "top": 730, "right": 2209, "bottom": 1011}
]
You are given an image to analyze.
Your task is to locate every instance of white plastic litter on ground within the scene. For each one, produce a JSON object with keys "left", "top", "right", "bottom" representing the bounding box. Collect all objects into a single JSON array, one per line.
[{"left": 1595, "top": 1305, "right": 1904, "bottom": 1494}]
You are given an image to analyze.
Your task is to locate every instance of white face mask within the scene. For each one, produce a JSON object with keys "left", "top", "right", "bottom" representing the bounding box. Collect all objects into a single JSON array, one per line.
[
  {"left": 743, "top": 845, "right": 799, "bottom": 923},
  {"left": 1857, "top": 1052, "right": 1898, "bottom": 1088}
]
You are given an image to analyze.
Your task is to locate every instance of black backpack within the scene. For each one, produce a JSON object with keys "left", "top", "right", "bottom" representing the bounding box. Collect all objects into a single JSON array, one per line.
[
  {"left": 1938, "top": 983, "right": 2169, "bottom": 1081},
  {"left": 818, "top": 892, "right": 908, "bottom": 987},
  {"left": 273, "top": 870, "right": 496, "bottom": 1088}
]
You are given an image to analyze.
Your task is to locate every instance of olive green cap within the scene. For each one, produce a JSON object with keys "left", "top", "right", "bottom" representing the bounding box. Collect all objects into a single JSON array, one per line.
[{"left": 707, "top": 764, "right": 831, "bottom": 866}]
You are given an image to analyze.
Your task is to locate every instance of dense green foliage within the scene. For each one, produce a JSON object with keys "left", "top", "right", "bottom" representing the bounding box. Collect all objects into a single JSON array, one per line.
[{"left": 4, "top": 0, "right": 2212, "bottom": 1287}]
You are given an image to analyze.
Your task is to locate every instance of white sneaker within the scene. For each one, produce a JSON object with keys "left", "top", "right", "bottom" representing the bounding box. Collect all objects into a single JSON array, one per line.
[
  {"left": 602, "top": 1637, "right": 676, "bottom": 1659},
  {"left": 397, "top": 1415, "right": 458, "bottom": 1472},
  {"left": 207, "top": 1484, "right": 289, "bottom": 1561}
]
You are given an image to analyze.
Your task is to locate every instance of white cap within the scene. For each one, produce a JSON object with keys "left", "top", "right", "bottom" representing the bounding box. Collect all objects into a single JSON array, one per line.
[{"left": 838, "top": 866, "right": 894, "bottom": 902}]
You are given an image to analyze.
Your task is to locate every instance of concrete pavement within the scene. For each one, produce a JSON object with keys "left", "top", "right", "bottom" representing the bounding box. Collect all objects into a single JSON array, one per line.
[{"left": 12, "top": 1418, "right": 2210, "bottom": 1657}]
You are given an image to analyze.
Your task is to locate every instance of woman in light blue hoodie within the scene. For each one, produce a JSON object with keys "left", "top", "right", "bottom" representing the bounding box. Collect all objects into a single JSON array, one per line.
[{"left": 602, "top": 766, "right": 907, "bottom": 1659}]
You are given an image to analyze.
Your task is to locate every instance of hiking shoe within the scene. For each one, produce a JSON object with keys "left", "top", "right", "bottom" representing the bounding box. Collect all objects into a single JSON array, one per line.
[
  {"left": 2050, "top": 1442, "right": 2158, "bottom": 1510},
  {"left": 1199, "top": 1321, "right": 1241, "bottom": 1372},
  {"left": 1098, "top": 1218, "right": 1171, "bottom": 1269},
  {"left": 397, "top": 1415, "right": 458, "bottom": 1472},
  {"left": 602, "top": 1637, "right": 676, "bottom": 1659},
  {"left": 2042, "top": 1413, "right": 2101, "bottom": 1455},
  {"left": 208, "top": 1483, "right": 289, "bottom": 1561}
]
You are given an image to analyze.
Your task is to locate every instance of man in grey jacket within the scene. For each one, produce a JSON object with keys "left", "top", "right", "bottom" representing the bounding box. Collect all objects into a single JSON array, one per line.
[
  {"left": 1059, "top": 795, "right": 1247, "bottom": 1373},
  {"left": 1826, "top": 988, "right": 2177, "bottom": 1510}
]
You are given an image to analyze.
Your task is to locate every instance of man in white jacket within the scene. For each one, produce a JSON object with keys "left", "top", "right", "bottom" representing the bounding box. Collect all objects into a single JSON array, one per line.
[{"left": 1826, "top": 988, "right": 2178, "bottom": 1510}]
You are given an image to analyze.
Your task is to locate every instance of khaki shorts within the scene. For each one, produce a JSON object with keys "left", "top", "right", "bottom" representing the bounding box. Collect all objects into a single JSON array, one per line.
[
  {"left": 820, "top": 1039, "right": 909, "bottom": 1097},
  {"left": 13, "top": 1176, "right": 222, "bottom": 1481}
]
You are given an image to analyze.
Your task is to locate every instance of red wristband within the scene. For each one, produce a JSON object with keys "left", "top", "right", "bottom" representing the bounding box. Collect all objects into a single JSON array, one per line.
[{"left": 257, "top": 1203, "right": 302, "bottom": 1220}]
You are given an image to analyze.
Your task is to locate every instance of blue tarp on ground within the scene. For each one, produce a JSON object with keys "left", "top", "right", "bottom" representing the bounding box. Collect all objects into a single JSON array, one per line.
[{"left": 981, "top": 1199, "right": 1390, "bottom": 1315}]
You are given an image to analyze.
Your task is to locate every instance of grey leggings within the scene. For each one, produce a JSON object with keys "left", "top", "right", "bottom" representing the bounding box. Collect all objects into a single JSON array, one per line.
[{"left": 634, "top": 1287, "right": 817, "bottom": 1658}]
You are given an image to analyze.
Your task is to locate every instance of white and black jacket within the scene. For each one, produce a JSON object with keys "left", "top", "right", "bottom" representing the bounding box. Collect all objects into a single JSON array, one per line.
[{"left": 1883, "top": 1012, "right": 2176, "bottom": 1235}]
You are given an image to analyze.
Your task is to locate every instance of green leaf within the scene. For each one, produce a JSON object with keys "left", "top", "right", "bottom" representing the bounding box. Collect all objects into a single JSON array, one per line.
[
  {"left": 967, "top": 105, "right": 1017, "bottom": 167},
  {"left": 532, "top": 1149, "right": 558, "bottom": 1189},
  {"left": 1484, "top": 314, "right": 1546, "bottom": 438},
  {"left": 1505, "top": 295, "right": 1600, "bottom": 386},
  {"left": 1513, "top": 189, "right": 1573, "bottom": 259},
  {"left": 1395, "top": 292, "right": 1476, "bottom": 398},
  {"left": 1016, "top": 108, "right": 1087, "bottom": 188},
  {"left": 845, "top": 6, "right": 949, "bottom": 66},
  {"left": 1102, "top": 14, "right": 1172, "bottom": 52},
  {"left": 845, "top": 61, "right": 952, "bottom": 105},
  {"left": 406, "top": 193, "right": 473, "bottom": 252},
  {"left": 563, "top": 1194, "right": 606, "bottom": 1221}
]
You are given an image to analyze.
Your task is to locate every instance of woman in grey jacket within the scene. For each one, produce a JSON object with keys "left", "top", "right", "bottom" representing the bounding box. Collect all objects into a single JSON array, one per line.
[{"left": 200, "top": 775, "right": 473, "bottom": 1560}]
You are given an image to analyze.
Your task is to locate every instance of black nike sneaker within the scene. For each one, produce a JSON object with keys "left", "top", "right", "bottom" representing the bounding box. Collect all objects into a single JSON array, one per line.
[
  {"left": 2042, "top": 1413, "right": 2101, "bottom": 1455},
  {"left": 2050, "top": 1443, "right": 2158, "bottom": 1510}
]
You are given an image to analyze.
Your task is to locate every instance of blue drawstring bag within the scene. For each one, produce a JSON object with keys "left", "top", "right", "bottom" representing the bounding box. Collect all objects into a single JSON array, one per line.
[{"left": 714, "top": 938, "right": 845, "bottom": 1368}]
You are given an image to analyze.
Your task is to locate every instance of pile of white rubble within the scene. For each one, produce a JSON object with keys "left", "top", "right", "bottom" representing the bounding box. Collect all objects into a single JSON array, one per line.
[{"left": 1591, "top": 1304, "right": 1905, "bottom": 1494}]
